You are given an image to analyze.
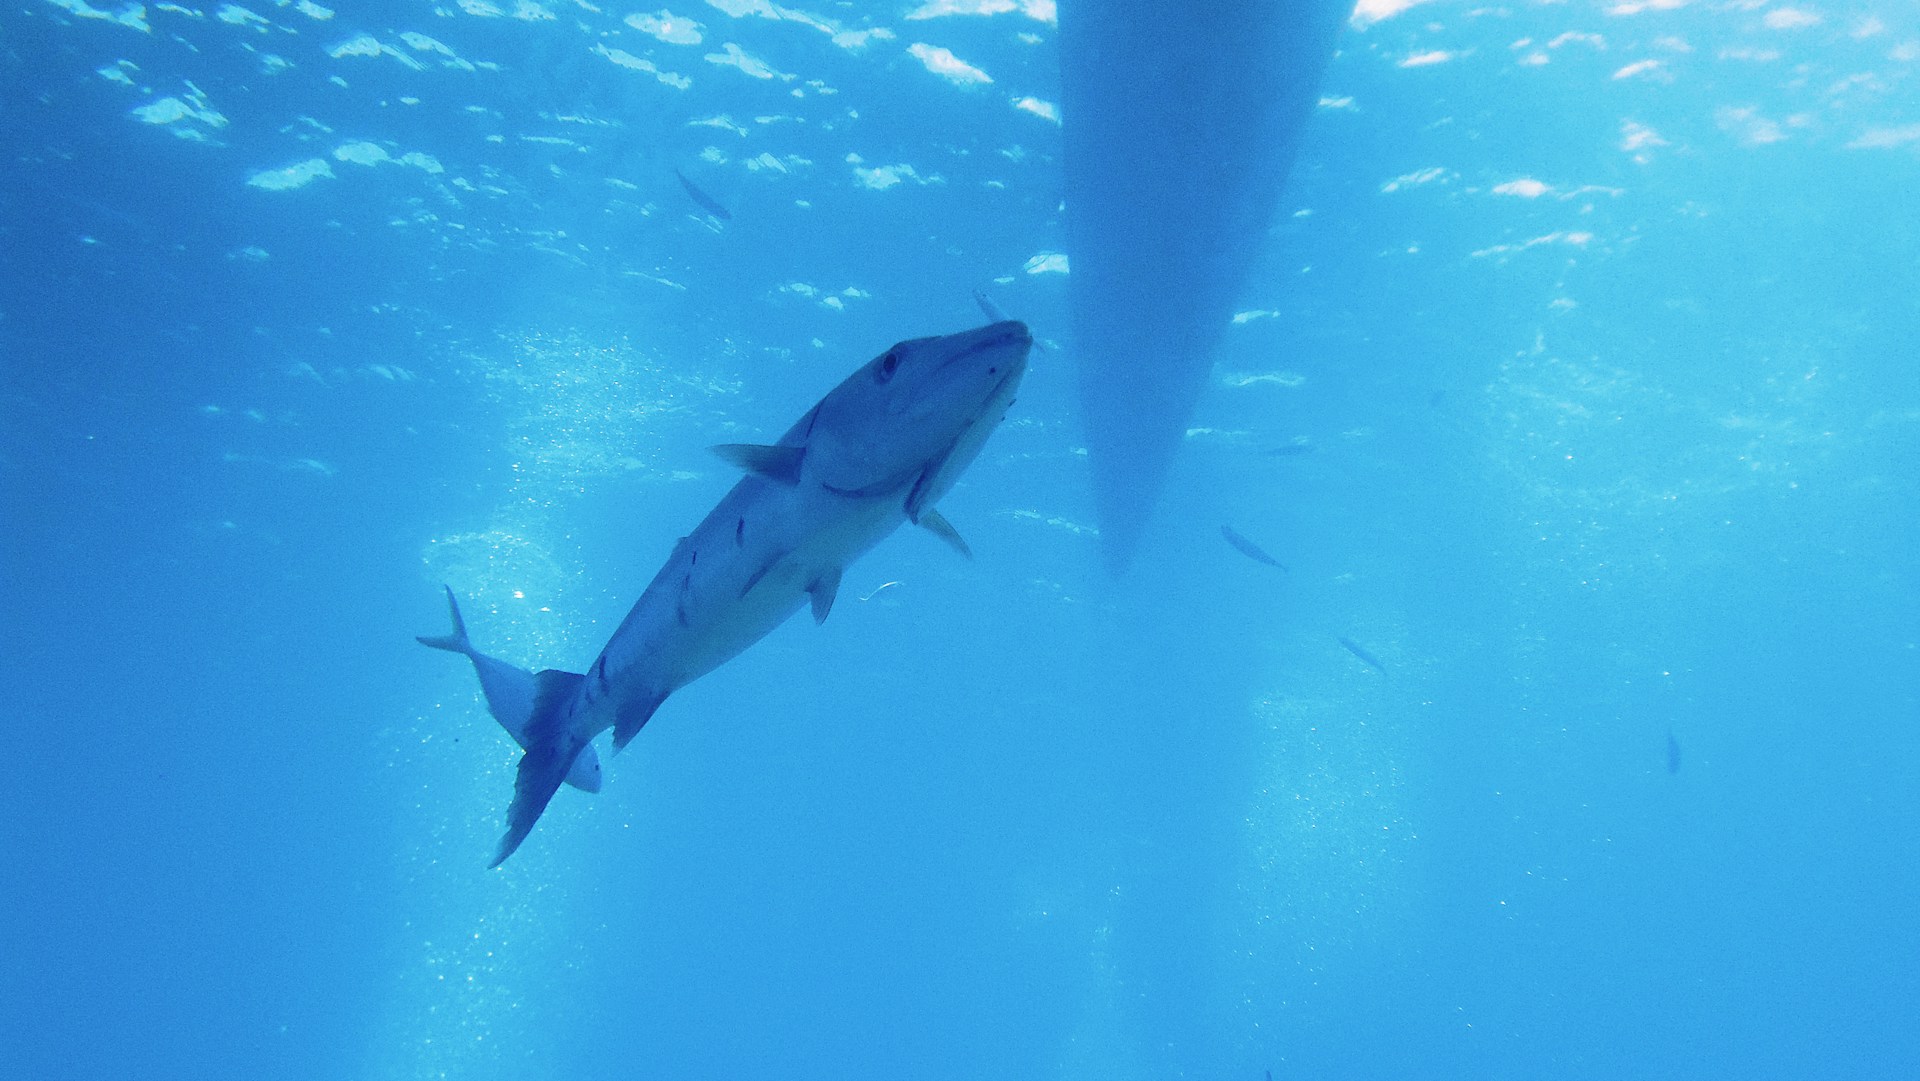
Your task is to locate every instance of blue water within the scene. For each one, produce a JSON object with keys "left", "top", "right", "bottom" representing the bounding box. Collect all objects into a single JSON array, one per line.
[{"left": 4, "top": 2, "right": 1916, "bottom": 1079}]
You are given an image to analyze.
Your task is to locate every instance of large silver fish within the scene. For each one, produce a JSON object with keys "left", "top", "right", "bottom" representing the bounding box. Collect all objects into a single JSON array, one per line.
[{"left": 428, "top": 321, "right": 1031, "bottom": 865}]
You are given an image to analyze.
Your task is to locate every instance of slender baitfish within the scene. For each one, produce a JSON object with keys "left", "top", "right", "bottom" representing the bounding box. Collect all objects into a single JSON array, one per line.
[{"left": 1220, "top": 524, "right": 1287, "bottom": 571}]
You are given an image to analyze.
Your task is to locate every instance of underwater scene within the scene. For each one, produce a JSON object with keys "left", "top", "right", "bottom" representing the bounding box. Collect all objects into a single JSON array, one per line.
[{"left": 2, "top": 0, "right": 1916, "bottom": 1078}]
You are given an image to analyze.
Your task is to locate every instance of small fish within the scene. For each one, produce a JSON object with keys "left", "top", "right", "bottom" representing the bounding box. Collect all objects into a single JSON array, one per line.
[
  {"left": 857, "top": 581, "right": 902, "bottom": 602},
  {"left": 1666, "top": 730, "right": 1682, "bottom": 774},
  {"left": 1338, "top": 635, "right": 1387, "bottom": 676},
  {"left": 1220, "top": 524, "right": 1287, "bottom": 571},
  {"left": 673, "top": 167, "right": 732, "bottom": 221}
]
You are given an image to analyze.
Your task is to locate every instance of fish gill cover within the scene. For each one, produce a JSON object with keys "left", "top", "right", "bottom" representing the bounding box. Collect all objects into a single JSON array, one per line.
[{"left": 3, "top": 2, "right": 1918, "bottom": 1080}]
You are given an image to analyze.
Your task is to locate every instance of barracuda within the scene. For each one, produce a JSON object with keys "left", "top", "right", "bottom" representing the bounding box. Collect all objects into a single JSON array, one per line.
[{"left": 422, "top": 320, "right": 1031, "bottom": 866}]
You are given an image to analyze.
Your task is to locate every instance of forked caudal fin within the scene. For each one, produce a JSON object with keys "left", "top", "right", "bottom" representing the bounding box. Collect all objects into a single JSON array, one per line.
[
  {"left": 491, "top": 668, "right": 591, "bottom": 868},
  {"left": 417, "top": 586, "right": 603, "bottom": 796}
]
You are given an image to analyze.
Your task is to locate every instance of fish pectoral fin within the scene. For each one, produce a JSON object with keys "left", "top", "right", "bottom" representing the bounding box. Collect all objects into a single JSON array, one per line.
[
  {"left": 808, "top": 568, "right": 843, "bottom": 624},
  {"left": 565, "top": 742, "right": 605, "bottom": 794},
  {"left": 917, "top": 508, "right": 972, "bottom": 560},
  {"left": 712, "top": 443, "right": 804, "bottom": 485}
]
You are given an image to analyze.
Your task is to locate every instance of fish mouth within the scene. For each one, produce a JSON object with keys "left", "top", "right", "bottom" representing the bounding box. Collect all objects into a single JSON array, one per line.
[{"left": 933, "top": 320, "right": 1031, "bottom": 379}]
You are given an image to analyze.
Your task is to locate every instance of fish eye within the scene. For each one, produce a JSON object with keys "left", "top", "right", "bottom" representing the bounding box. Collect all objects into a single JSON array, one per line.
[{"left": 875, "top": 351, "right": 900, "bottom": 382}]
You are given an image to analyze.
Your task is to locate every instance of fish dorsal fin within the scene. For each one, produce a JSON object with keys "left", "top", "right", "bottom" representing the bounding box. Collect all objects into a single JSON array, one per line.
[
  {"left": 808, "top": 568, "right": 843, "bottom": 624},
  {"left": 712, "top": 443, "right": 804, "bottom": 485},
  {"left": 917, "top": 508, "right": 972, "bottom": 560}
]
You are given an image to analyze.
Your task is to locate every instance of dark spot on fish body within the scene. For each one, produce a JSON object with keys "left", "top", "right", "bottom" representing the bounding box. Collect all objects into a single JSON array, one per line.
[
  {"left": 592, "top": 655, "right": 610, "bottom": 695},
  {"left": 735, "top": 517, "right": 744, "bottom": 546},
  {"left": 676, "top": 572, "right": 692, "bottom": 627}
]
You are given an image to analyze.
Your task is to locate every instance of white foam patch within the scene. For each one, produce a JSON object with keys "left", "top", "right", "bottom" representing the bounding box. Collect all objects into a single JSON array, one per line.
[
  {"left": 295, "top": 0, "right": 333, "bottom": 18},
  {"left": 850, "top": 161, "right": 939, "bottom": 189},
  {"left": 595, "top": 44, "right": 692, "bottom": 87},
  {"left": 1620, "top": 120, "right": 1668, "bottom": 161},
  {"left": 1023, "top": 251, "right": 1067, "bottom": 275},
  {"left": 131, "top": 83, "right": 228, "bottom": 139},
  {"left": 247, "top": 158, "right": 335, "bottom": 190},
  {"left": 1715, "top": 105, "right": 1793, "bottom": 146},
  {"left": 1399, "top": 49, "right": 1455, "bottom": 68},
  {"left": 909, "top": 42, "right": 991, "bottom": 84},
  {"left": 1848, "top": 123, "right": 1920, "bottom": 149},
  {"left": 97, "top": 60, "right": 139, "bottom": 86},
  {"left": 905, "top": 0, "right": 1053, "bottom": 20},
  {"left": 47, "top": 0, "right": 151, "bottom": 31},
  {"left": 1606, "top": 0, "right": 1689, "bottom": 14},
  {"left": 1548, "top": 31, "right": 1605, "bottom": 49},
  {"left": 689, "top": 114, "right": 749, "bottom": 135},
  {"left": 400, "top": 32, "right": 479, "bottom": 71},
  {"left": 745, "top": 152, "right": 811, "bottom": 172},
  {"left": 704, "top": 0, "right": 842, "bottom": 38},
  {"left": 627, "top": 10, "right": 703, "bottom": 44},
  {"left": 329, "top": 34, "right": 427, "bottom": 70},
  {"left": 831, "top": 28, "right": 893, "bottom": 50},
  {"left": 334, "top": 140, "right": 392, "bottom": 166},
  {"left": 1612, "top": 59, "right": 1664, "bottom": 80},
  {"left": 511, "top": 1, "right": 556, "bottom": 20},
  {"left": 216, "top": 4, "right": 270, "bottom": 30},
  {"left": 1470, "top": 231, "right": 1594, "bottom": 259},
  {"left": 1318, "top": 95, "right": 1356, "bottom": 109},
  {"left": 705, "top": 42, "right": 794, "bottom": 80},
  {"left": 1379, "top": 166, "right": 1450, "bottom": 193},
  {"left": 1350, "top": 0, "right": 1434, "bottom": 29},
  {"left": 1493, "top": 177, "right": 1551, "bottom": 198},
  {"left": 1763, "top": 7, "right": 1820, "bottom": 30},
  {"left": 1012, "top": 95, "right": 1057, "bottom": 122}
]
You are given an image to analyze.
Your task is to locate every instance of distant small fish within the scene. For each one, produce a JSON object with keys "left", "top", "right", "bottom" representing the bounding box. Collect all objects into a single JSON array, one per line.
[
  {"left": 858, "top": 581, "right": 902, "bottom": 602},
  {"left": 1338, "top": 635, "right": 1387, "bottom": 676},
  {"left": 673, "top": 167, "right": 732, "bottom": 220},
  {"left": 1666, "top": 730, "right": 1681, "bottom": 774},
  {"left": 1220, "top": 524, "right": 1286, "bottom": 571},
  {"left": 974, "top": 290, "right": 1009, "bottom": 324}
]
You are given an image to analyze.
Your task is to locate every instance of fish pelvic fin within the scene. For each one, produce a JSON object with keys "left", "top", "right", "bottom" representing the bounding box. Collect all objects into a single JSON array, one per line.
[
  {"left": 808, "top": 567, "right": 843, "bottom": 624},
  {"left": 490, "top": 669, "right": 586, "bottom": 868},
  {"left": 917, "top": 508, "right": 972, "bottom": 560},
  {"left": 416, "top": 584, "right": 474, "bottom": 655}
]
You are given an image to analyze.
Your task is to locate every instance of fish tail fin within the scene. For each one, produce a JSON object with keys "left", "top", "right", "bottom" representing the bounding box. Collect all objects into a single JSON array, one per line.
[
  {"left": 490, "top": 669, "right": 587, "bottom": 868},
  {"left": 415, "top": 585, "right": 473, "bottom": 655}
]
